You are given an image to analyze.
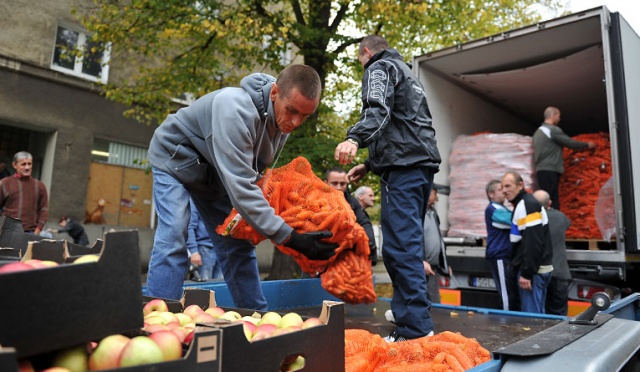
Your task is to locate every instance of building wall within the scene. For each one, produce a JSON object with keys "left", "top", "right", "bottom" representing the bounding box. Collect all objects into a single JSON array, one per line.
[{"left": 0, "top": 0, "right": 157, "bottom": 223}]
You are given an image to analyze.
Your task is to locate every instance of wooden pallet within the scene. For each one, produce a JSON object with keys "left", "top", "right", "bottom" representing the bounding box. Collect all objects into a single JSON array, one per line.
[{"left": 566, "top": 239, "right": 616, "bottom": 250}]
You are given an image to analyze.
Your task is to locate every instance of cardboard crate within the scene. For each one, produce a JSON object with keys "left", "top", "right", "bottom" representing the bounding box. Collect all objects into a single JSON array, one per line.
[{"left": 0, "top": 230, "right": 144, "bottom": 358}]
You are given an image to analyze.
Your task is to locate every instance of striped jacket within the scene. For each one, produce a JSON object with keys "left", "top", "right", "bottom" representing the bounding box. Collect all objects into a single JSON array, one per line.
[{"left": 509, "top": 190, "right": 553, "bottom": 280}]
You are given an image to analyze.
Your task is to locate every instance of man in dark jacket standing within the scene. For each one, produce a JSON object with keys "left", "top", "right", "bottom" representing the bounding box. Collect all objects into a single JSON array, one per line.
[
  {"left": 335, "top": 35, "right": 441, "bottom": 341},
  {"left": 501, "top": 171, "right": 553, "bottom": 314},
  {"left": 533, "top": 106, "right": 595, "bottom": 210}
]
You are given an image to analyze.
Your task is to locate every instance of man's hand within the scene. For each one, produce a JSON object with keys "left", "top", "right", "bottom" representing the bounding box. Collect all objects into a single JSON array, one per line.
[
  {"left": 346, "top": 164, "right": 367, "bottom": 183},
  {"left": 334, "top": 140, "right": 358, "bottom": 165},
  {"left": 423, "top": 261, "right": 435, "bottom": 276},
  {"left": 284, "top": 231, "right": 338, "bottom": 261},
  {"left": 519, "top": 276, "right": 532, "bottom": 291},
  {"left": 190, "top": 252, "right": 202, "bottom": 267}
]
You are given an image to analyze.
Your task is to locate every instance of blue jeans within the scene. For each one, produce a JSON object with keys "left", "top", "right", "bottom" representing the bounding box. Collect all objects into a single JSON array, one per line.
[
  {"left": 146, "top": 166, "right": 267, "bottom": 310},
  {"left": 519, "top": 271, "right": 552, "bottom": 313},
  {"left": 198, "top": 246, "right": 224, "bottom": 280},
  {"left": 381, "top": 168, "right": 434, "bottom": 339}
]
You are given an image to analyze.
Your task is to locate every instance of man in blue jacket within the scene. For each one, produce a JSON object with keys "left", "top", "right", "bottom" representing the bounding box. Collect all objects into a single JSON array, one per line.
[
  {"left": 335, "top": 35, "right": 441, "bottom": 341},
  {"left": 484, "top": 179, "right": 519, "bottom": 311},
  {"left": 146, "top": 65, "right": 337, "bottom": 308}
]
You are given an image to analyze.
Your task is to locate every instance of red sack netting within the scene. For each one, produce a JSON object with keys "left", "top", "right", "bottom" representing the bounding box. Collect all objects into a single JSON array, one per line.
[
  {"left": 559, "top": 132, "right": 612, "bottom": 239},
  {"left": 448, "top": 133, "right": 535, "bottom": 237},
  {"left": 215, "top": 156, "right": 376, "bottom": 304},
  {"left": 345, "top": 329, "right": 491, "bottom": 372}
]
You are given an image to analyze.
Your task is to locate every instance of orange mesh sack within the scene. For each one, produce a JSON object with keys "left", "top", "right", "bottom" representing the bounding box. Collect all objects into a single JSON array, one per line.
[
  {"left": 559, "top": 132, "right": 611, "bottom": 239},
  {"left": 344, "top": 329, "right": 491, "bottom": 372},
  {"left": 216, "top": 156, "right": 376, "bottom": 304}
]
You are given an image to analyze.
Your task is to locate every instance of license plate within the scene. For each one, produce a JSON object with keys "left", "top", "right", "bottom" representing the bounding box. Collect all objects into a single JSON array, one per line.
[{"left": 470, "top": 277, "right": 496, "bottom": 289}]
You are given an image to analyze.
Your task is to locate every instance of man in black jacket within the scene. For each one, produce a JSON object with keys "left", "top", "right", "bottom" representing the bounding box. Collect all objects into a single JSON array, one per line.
[
  {"left": 324, "top": 167, "right": 377, "bottom": 266},
  {"left": 334, "top": 35, "right": 441, "bottom": 341}
]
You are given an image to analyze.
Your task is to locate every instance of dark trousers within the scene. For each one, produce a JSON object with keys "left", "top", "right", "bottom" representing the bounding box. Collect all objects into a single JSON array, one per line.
[
  {"left": 546, "top": 277, "right": 570, "bottom": 316},
  {"left": 487, "top": 258, "right": 520, "bottom": 311},
  {"left": 536, "top": 170, "right": 561, "bottom": 210}
]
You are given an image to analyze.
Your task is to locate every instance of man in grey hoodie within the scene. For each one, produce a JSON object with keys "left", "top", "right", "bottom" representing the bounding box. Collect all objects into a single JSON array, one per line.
[{"left": 146, "top": 65, "right": 337, "bottom": 309}]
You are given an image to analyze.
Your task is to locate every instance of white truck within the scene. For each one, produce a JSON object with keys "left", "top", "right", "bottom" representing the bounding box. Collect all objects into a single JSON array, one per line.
[{"left": 414, "top": 6, "right": 640, "bottom": 308}]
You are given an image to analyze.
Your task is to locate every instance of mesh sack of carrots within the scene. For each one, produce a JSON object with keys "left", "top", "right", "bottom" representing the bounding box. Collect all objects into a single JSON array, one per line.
[
  {"left": 345, "top": 329, "right": 491, "bottom": 372},
  {"left": 215, "top": 156, "right": 376, "bottom": 304},
  {"left": 559, "top": 132, "right": 612, "bottom": 239}
]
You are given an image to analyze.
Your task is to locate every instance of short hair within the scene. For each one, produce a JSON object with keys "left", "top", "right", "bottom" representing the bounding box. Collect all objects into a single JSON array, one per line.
[
  {"left": 324, "top": 167, "right": 346, "bottom": 181},
  {"left": 13, "top": 151, "right": 32, "bottom": 163},
  {"left": 276, "top": 64, "right": 321, "bottom": 100},
  {"left": 485, "top": 179, "right": 501, "bottom": 199},
  {"left": 543, "top": 106, "right": 559, "bottom": 119},
  {"left": 359, "top": 35, "right": 389, "bottom": 56},
  {"left": 533, "top": 190, "right": 550, "bottom": 207},
  {"left": 354, "top": 186, "right": 371, "bottom": 199},
  {"left": 503, "top": 171, "right": 524, "bottom": 185}
]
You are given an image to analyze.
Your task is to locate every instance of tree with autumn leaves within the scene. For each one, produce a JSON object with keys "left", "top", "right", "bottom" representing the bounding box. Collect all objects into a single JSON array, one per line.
[{"left": 82, "top": 0, "right": 563, "bottom": 278}]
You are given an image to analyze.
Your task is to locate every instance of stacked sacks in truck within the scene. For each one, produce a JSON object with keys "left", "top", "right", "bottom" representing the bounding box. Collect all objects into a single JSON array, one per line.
[
  {"left": 447, "top": 133, "right": 535, "bottom": 238},
  {"left": 217, "top": 156, "right": 376, "bottom": 304}
]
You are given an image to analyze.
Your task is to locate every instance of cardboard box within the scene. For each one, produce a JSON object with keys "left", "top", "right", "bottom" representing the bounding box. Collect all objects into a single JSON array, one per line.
[
  {"left": 0, "top": 216, "right": 43, "bottom": 255},
  {"left": 0, "top": 230, "right": 144, "bottom": 358}
]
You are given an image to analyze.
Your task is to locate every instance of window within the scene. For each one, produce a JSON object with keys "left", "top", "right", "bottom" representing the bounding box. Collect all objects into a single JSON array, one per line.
[
  {"left": 51, "top": 25, "right": 110, "bottom": 84},
  {"left": 91, "top": 139, "right": 148, "bottom": 170}
]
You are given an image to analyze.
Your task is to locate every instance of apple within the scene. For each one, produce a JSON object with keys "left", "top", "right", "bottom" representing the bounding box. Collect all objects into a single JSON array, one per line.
[
  {"left": 241, "top": 315, "right": 260, "bottom": 325},
  {"left": 51, "top": 345, "right": 88, "bottom": 372},
  {"left": 272, "top": 327, "right": 296, "bottom": 337},
  {"left": 218, "top": 310, "right": 242, "bottom": 322},
  {"left": 279, "top": 312, "right": 303, "bottom": 329},
  {"left": 149, "top": 330, "right": 183, "bottom": 361},
  {"left": 17, "top": 359, "right": 35, "bottom": 372},
  {"left": 143, "top": 299, "right": 169, "bottom": 316},
  {"left": 144, "top": 315, "right": 166, "bottom": 325},
  {"left": 156, "top": 311, "right": 179, "bottom": 325},
  {"left": 183, "top": 329, "right": 196, "bottom": 345},
  {"left": 144, "top": 323, "right": 171, "bottom": 333},
  {"left": 286, "top": 356, "right": 306, "bottom": 371},
  {"left": 258, "top": 311, "right": 281, "bottom": 326},
  {"left": 73, "top": 254, "right": 100, "bottom": 264},
  {"left": 251, "top": 323, "right": 278, "bottom": 341},
  {"left": 302, "top": 317, "right": 324, "bottom": 329},
  {"left": 41, "top": 368, "right": 72, "bottom": 372},
  {"left": 204, "top": 306, "right": 225, "bottom": 318},
  {"left": 24, "top": 259, "right": 59, "bottom": 269},
  {"left": 192, "top": 312, "right": 216, "bottom": 324},
  {"left": 241, "top": 320, "right": 257, "bottom": 341},
  {"left": 88, "top": 334, "right": 130, "bottom": 370},
  {"left": 183, "top": 304, "right": 204, "bottom": 319},
  {"left": 171, "top": 327, "right": 190, "bottom": 342},
  {"left": 174, "top": 312, "right": 193, "bottom": 326},
  {"left": 118, "top": 336, "right": 164, "bottom": 367},
  {"left": 0, "top": 262, "right": 33, "bottom": 273}
]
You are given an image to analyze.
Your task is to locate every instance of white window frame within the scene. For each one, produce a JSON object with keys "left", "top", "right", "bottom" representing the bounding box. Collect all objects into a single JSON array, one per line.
[{"left": 51, "top": 23, "right": 111, "bottom": 84}]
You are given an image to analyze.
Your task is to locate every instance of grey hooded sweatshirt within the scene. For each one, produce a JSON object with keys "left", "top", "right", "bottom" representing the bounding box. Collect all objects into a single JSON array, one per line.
[{"left": 148, "top": 73, "right": 293, "bottom": 244}]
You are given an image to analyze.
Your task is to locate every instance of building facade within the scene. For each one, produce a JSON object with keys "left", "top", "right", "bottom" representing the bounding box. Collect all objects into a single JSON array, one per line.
[{"left": 0, "top": 0, "right": 157, "bottom": 227}]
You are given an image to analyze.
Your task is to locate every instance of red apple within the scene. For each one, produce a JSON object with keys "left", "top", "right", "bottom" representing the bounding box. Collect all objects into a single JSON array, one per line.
[
  {"left": 171, "top": 327, "right": 190, "bottom": 342},
  {"left": 183, "top": 329, "right": 196, "bottom": 345},
  {"left": 192, "top": 312, "right": 216, "bottom": 324},
  {"left": 242, "top": 321, "right": 257, "bottom": 341},
  {"left": 183, "top": 304, "right": 204, "bottom": 319},
  {"left": 144, "top": 323, "right": 171, "bottom": 333},
  {"left": 204, "top": 306, "right": 225, "bottom": 318},
  {"left": 118, "top": 336, "right": 164, "bottom": 367},
  {"left": 24, "top": 259, "right": 58, "bottom": 269},
  {"left": 149, "top": 330, "right": 183, "bottom": 361},
  {"left": 88, "top": 334, "right": 130, "bottom": 370},
  {"left": 302, "top": 317, "right": 324, "bottom": 329},
  {"left": 143, "top": 299, "right": 169, "bottom": 316},
  {"left": 0, "top": 262, "right": 33, "bottom": 274},
  {"left": 251, "top": 323, "right": 278, "bottom": 341}
]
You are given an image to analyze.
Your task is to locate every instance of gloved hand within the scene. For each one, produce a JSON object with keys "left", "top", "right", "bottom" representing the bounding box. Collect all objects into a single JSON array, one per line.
[{"left": 284, "top": 231, "right": 339, "bottom": 261}]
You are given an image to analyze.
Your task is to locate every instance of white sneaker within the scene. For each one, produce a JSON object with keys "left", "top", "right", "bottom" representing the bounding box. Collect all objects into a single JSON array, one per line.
[
  {"left": 383, "top": 330, "right": 434, "bottom": 343},
  {"left": 385, "top": 309, "right": 396, "bottom": 324}
]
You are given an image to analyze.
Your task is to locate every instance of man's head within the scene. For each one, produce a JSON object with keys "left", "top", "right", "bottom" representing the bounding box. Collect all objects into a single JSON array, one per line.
[
  {"left": 271, "top": 64, "right": 321, "bottom": 134},
  {"left": 358, "top": 35, "right": 389, "bottom": 67},
  {"left": 354, "top": 186, "right": 374, "bottom": 209},
  {"left": 485, "top": 179, "right": 505, "bottom": 204},
  {"left": 428, "top": 188, "right": 438, "bottom": 208},
  {"left": 324, "top": 167, "right": 348, "bottom": 192},
  {"left": 58, "top": 216, "right": 68, "bottom": 228},
  {"left": 501, "top": 171, "right": 524, "bottom": 202},
  {"left": 12, "top": 151, "right": 33, "bottom": 178},
  {"left": 543, "top": 106, "right": 561, "bottom": 126},
  {"left": 533, "top": 190, "right": 551, "bottom": 209}
]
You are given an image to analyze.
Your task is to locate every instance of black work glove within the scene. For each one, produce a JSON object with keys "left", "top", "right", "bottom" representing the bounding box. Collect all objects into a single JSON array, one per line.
[
  {"left": 369, "top": 245, "right": 378, "bottom": 266},
  {"left": 284, "top": 231, "right": 338, "bottom": 261}
]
